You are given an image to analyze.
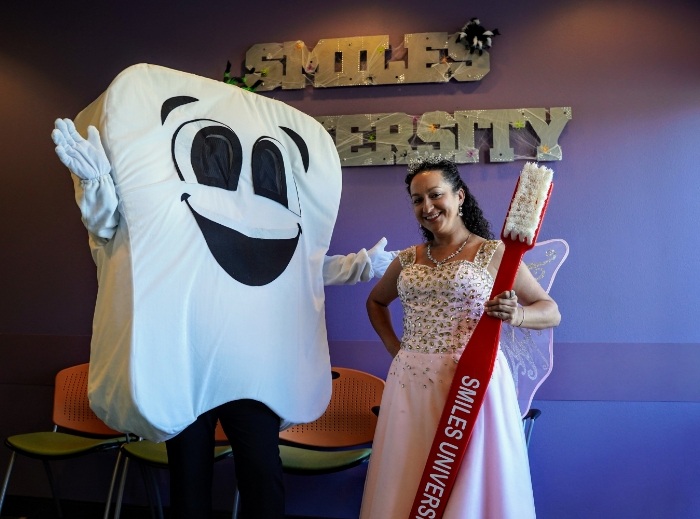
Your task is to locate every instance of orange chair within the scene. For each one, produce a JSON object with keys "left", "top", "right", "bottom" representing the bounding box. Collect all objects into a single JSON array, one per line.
[
  {"left": 277, "top": 367, "right": 385, "bottom": 474},
  {"left": 0, "top": 363, "right": 128, "bottom": 518},
  {"left": 230, "top": 367, "right": 384, "bottom": 518}
]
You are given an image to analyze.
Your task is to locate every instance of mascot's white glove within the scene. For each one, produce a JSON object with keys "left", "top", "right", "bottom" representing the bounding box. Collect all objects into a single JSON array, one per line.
[
  {"left": 367, "top": 237, "right": 398, "bottom": 278},
  {"left": 322, "top": 237, "right": 397, "bottom": 286},
  {"left": 52, "top": 118, "right": 119, "bottom": 241},
  {"left": 52, "top": 118, "right": 111, "bottom": 180}
]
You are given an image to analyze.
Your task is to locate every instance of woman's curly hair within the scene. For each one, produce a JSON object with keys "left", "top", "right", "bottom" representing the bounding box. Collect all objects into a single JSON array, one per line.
[{"left": 405, "top": 158, "right": 494, "bottom": 242}]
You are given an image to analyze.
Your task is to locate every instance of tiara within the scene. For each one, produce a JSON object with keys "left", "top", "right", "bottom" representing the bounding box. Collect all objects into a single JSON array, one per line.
[{"left": 406, "top": 153, "right": 455, "bottom": 175}]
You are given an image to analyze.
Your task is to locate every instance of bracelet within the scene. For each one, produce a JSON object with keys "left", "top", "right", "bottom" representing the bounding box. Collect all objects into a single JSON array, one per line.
[{"left": 517, "top": 307, "right": 525, "bottom": 327}]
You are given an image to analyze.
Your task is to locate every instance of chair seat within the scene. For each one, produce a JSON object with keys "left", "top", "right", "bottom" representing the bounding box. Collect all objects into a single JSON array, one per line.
[
  {"left": 121, "top": 440, "right": 233, "bottom": 469},
  {"left": 279, "top": 444, "right": 372, "bottom": 475},
  {"left": 5, "top": 432, "right": 127, "bottom": 458}
]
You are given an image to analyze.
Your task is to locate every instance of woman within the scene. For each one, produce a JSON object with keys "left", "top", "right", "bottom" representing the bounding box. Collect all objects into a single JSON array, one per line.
[{"left": 360, "top": 159, "right": 560, "bottom": 519}]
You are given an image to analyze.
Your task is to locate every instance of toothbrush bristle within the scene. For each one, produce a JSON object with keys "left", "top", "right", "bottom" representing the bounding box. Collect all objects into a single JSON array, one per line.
[{"left": 502, "top": 162, "right": 554, "bottom": 245}]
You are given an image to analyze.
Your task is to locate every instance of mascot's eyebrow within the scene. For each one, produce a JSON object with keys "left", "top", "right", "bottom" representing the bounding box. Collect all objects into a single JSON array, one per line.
[
  {"left": 280, "top": 126, "right": 310, "bottom": 172},
  {"left": 161, "top": 96, "right": 199, "bottom": 124}
]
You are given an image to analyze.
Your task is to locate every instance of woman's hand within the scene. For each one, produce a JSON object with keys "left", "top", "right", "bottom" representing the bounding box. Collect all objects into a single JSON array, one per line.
[
  {"left": 485, "top": 289, "right": 521, "bottom": 324},
  {"left": 484, "top": 263, "right": 561, "bottom": 330}
]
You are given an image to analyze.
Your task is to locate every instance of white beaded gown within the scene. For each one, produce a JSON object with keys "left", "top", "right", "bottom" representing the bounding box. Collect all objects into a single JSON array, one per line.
[{"left": 359, "top": 241, "right": 536, "bottom": 519}]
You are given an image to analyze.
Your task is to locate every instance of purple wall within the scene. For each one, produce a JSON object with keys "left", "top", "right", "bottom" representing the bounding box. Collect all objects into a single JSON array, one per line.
[{"left": 2, "top": 0, "right": 700, "bottom": 517}]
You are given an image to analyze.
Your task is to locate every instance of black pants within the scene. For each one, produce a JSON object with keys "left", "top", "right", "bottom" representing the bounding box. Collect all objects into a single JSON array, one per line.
[{"left": 165, "top": 399, "right": 285, "bottom": 519}]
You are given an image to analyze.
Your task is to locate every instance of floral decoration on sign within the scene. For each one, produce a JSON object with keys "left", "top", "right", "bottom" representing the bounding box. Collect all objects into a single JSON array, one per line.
[
  {"left": 456, "top": 18, "right": 500, "bottom": 55},
  {"left": 223, "top": 61, "right": 263, "bottom": 92}
]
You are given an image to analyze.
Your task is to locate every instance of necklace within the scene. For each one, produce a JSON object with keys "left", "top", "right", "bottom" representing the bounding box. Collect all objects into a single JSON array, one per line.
[{"left": 426, "top": 233, "right": 471, "bottom": 266}]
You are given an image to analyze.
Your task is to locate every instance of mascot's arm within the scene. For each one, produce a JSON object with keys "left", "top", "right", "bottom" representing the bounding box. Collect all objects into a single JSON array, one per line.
[
  {"left": 52, "top": 118, "right": 119, "bottom": 243},
  {"left": 323, "top": 237, "right": 398, "bottom": 286}
]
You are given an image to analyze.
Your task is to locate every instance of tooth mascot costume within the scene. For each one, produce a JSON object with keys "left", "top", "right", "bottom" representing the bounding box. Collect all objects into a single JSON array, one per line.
[{"left": 52, "top": 63, "right": 393, "bottom": 518}]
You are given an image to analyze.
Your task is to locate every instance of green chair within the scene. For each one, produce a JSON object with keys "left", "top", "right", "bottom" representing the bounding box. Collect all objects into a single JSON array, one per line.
[
  {"left": 109, "top": 421, "right": 233, "bottom": 519},
  {"left": 0, "top": 363, "right": 128, "bottom": 519}
]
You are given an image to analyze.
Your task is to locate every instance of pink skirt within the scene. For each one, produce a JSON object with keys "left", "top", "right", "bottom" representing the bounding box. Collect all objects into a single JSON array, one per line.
[{"left": 359, "top": 348, "right": 536, "bottom": 519}]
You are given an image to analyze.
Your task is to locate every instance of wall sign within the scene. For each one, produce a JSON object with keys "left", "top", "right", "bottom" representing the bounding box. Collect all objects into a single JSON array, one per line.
[
  {"left": 314, "top": 107, "right": 571, "bottom": 166},
  {"left": 244, "top": 32, "right": 492, "bottom": 91}
]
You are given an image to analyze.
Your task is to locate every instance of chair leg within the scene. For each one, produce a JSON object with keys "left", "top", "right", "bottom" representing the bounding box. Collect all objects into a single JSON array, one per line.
[
  {"left": 524, "top": 418, "right": 537, "bottom": 448},
  {"left": 103, "top": 450, "right": 125, "bottom": 519},
  {"left": 523, "top": 409, "right": 541, "bottom": 449},
  {"left": 42, "top": 460, "right": 64, "bottom": 518},
  {"left": 0, "top": 451, "right": 17, "bottom": 516},
  {"left": 232, "top": 486, "right": 240, "bottom": 519},
  {"left": 113, "top": 457, "right": 131, "bottom": 519}
]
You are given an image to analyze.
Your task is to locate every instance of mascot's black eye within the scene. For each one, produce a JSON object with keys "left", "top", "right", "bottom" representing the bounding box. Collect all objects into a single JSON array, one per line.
[
  {"left": 191, "top": 126, "right": 243, "bottom": 190},
  {"left": 172, "top": 119, "right": 243, "bottom": 191},
  {"left": 251, "top": 137, "right": 289, "bottom": 208}
]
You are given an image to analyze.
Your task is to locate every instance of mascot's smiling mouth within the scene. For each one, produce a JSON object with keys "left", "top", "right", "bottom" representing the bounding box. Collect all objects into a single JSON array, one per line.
[{"left": 182, "top": 193, "right": 301, "bottom": 286}]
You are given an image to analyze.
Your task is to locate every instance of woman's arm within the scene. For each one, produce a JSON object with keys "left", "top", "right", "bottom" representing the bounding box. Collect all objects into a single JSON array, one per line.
[
  {"left": 366, "top": 256, "right": 403, "bottom": 357},
  {"left": 485, "top": 245, "right": 561, "bottom": 330},
  {"left": 509, "top": 261, "right": 561, "bottom": 329}
]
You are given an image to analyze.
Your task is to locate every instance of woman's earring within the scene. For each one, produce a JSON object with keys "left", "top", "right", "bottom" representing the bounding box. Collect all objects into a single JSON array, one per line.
[{"left": 458, "top": 205, "right": 463, "bottom": 217}]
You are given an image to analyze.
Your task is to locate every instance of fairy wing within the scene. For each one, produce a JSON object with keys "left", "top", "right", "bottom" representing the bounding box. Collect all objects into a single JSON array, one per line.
[{"left": 501, "top": 238, "right": 569, "bottom": 417}]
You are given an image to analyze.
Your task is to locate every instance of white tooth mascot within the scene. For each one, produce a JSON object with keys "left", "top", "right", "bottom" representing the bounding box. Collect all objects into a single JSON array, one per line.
[{"left": 51, "top": 63, "right": 395, "bottom": 518}]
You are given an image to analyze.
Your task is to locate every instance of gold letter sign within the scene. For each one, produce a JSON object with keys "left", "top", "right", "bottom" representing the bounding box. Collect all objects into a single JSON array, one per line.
[
  {"left": 314, "top": 107, "right": 572, "bottom": 166},
  {"left": 244, "top": 32, "right": 490, "bottom": 90}
]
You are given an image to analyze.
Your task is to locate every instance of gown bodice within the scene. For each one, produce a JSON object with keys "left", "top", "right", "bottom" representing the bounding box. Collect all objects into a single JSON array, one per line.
[{"left": 397, "top": 240, "right": 500, "bottom": 355}]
